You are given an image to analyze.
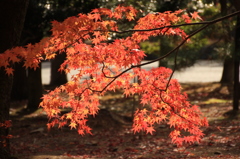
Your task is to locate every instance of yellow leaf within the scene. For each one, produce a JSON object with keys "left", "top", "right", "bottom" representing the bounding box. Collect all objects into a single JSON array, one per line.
[
  {"left": 69, "top": 122, "right": 77, "bottom": 129},
  {"left": 66, "top": 113, "right": 73, "bottom": 119}
]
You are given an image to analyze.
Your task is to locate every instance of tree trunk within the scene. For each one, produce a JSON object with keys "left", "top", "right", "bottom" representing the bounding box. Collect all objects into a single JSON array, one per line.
[
  {"left": 0, "top": 1, "right": 29, "bottom": 158},
  {"left": 27, "top": 66, "right": 43, "bottom": 112},
  {"left": 230, "top": 0, "right": 240, "bottom": 111},
  {"left": 21, "top": 0, "right": 45, "bottom": 112},
  {"left": 220, "top": 58, "right": 234, "bottom": 83},
  {"left": 11, "top": 62, "right": 28, "bottom": 101},
  {"left": 233, "top": 15, "right": 240, "bottom": 111},
  {"left": 0, "top": 70, "right": 12, "bottom": 159},
  {"left": 219, "top": 0, "right": 234, "bottom": 84},
  {"left": 50, "top": 52, "right": 68, "bottom": 87},
  {"left": 158, "top": 36, "right": 172, "bottom": 67}
]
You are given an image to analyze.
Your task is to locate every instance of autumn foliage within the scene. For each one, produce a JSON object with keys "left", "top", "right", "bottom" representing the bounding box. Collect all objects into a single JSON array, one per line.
[
  {"left": 0, "top": 120, "right": 12, "bottom": 147},
  {"left": 1, "top": 6, "right": 208, "bottom": 146}
]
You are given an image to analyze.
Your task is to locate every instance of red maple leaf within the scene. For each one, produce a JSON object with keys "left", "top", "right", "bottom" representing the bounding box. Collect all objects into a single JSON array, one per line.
[
  {"left": 191, "top": 11, "right": 202, "bottom": 20},
  {"left": 146, "top": 126, "right": 155, "bottom": 135},
  {"left": 5, "top": 67, "right": 14, "bottom": 76}
]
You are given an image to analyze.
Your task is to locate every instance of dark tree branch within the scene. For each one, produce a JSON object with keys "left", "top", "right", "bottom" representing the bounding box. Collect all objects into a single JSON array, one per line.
[
  {"left": 91, "top": 10, "right": 240, "bottom": 34},
  {"left": 64, "top": 10, "right": 240, "bottom": 96},
  {"left": 86, "top": 10, "right": 240, "bottom": 94}
]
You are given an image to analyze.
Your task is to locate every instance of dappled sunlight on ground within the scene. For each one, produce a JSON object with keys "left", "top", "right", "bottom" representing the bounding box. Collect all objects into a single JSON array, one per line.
[{"left": 9, "top": 82, "right": 240, "bottom": 159}]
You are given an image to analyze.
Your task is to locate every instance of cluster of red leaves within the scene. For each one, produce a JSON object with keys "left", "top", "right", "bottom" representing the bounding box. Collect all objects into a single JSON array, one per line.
[
  {"left": 0, "top": 120, "right": 12, "bottom": 128},
  {"left": 2, "top": 6, "right": 208, "bottom": 146},
  {"left": 130, "top": 68, "right": 208, "bottom": 145},
  {"left": 0, "top": 120, "right": 13, "bottom": 147}
]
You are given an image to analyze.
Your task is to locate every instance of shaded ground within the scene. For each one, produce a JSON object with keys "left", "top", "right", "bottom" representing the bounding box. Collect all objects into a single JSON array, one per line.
[{"left": 9, "top": 82, "right": 240, "bottom": 159}]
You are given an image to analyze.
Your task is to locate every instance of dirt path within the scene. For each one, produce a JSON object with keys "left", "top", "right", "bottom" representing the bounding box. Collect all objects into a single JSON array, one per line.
[{"left": 9, "top": 82, "right": 240, "bottom": 159}]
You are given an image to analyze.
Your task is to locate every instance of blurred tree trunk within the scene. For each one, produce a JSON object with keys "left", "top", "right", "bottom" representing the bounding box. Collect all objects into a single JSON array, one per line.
[
  {"left": 20, "top": 0, "right": 45, "bottom": 112},
  {"left": 0, "top": 1, "right": 29, "bottom": 158},
  {"left": 220, "top": 58, "right": 234, "bottom": 83},
  {"left": 158, "top": 36, "right": 172, "bottom": 67},
  {"left": 0, "top": 71, "right": 12, "bottom": 159},
  {"left": 231, "top": 0, "right": 240, "bottom": 111},
  {"left": 50, "top": 52, "right": 68, "bottom": 87},
  {"left": 11, "top": 62, "right": 28, "bottom": 101},
  {"left": 220, "top": 0, "right": 234, "bottom": 84},
  {"left": 27, "top": 66, "right": 43, "bottom": 112}
]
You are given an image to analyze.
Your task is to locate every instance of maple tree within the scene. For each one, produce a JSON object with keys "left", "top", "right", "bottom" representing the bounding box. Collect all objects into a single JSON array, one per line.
[{"left": 2, "top": 6, "right": 240, "bottom": 146}]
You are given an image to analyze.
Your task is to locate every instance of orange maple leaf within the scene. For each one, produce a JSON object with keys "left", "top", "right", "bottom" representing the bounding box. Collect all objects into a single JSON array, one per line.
[
  {"left": 66, "top": 113, "right": 73, "bottom": 119},
  {"left": 69, "top": 122, "right": 77, "bottom": 129},
  {"left": 78, "top": 129, "right": 85, "bottom": 135},
  {"left": 146, "top": 126, "right": 155, "bottom": 135},
  {"left": 5, "top": 67, "right": 14, "bottom": 76},
  {"left": 132, "top": 124, "right": 142, "bottom": 134},
  {"left": 191, "top": 12, "right": 202, "bottom": 21}
]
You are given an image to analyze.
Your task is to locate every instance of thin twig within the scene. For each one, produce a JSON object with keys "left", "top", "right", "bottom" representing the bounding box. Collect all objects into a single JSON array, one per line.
[
  {"left": 70, "top": 10, "right": 240, "bottom": 95},
  {"left": 83, "top": 10, "right": 240, "bottom": 34}
]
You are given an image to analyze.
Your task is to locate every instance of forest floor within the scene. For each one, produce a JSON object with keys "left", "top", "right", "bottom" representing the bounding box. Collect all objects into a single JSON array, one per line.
[{"left": 9, "top": 82, "right": 240, "bottom": 159}]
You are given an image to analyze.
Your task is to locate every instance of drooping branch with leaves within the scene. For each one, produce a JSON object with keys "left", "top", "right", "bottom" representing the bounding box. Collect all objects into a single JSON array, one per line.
[{"left": 1, "top": 6, "right": 240, "bottom": 146}]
